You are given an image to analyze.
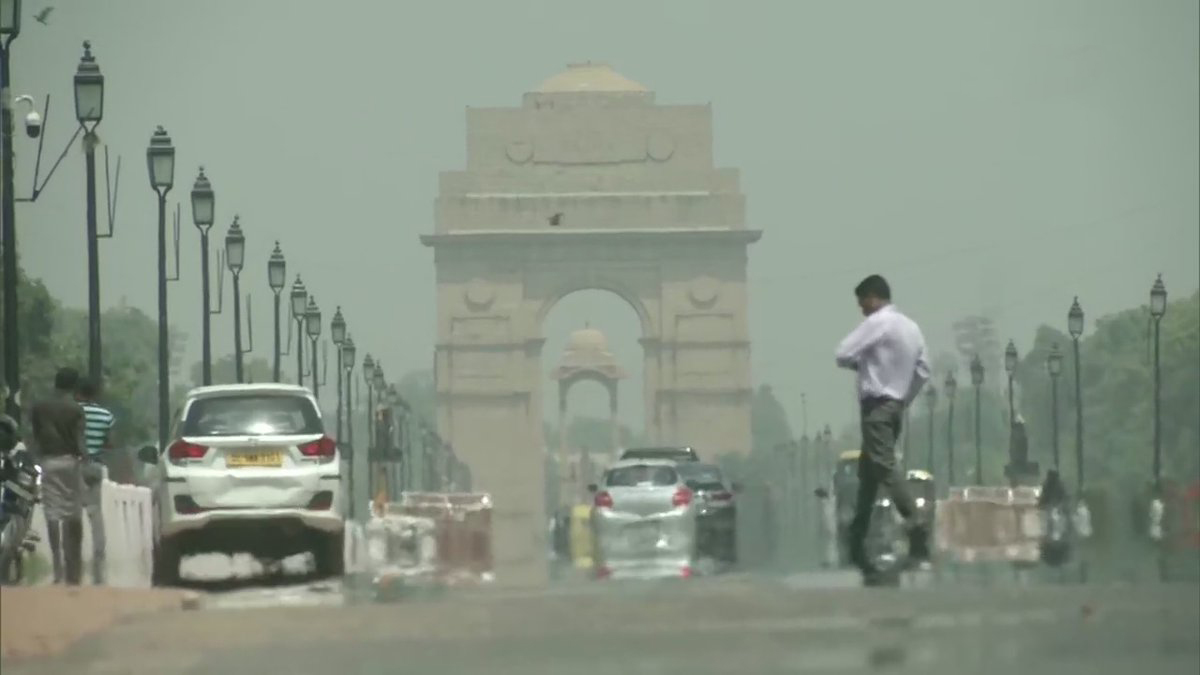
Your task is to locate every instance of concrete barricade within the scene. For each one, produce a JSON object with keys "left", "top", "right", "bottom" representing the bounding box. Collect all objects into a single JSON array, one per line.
[{"left": 30, "top": 474, "right": 155, "bottom": 587}]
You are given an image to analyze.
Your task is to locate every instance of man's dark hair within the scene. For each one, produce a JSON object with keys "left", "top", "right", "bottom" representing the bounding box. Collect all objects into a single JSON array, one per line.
[
  {"left": 854, "top": 275, "right": 891, "bottom": 301},
  {"left": 54, "top": 367, "right": 81, "bottom": 392},
  {"left": 78, "top": 377, "right": 102, "bottom": 400}
]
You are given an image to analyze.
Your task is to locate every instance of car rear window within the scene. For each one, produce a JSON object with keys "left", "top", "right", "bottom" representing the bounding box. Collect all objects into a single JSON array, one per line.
[
  {"left": 605, "top": 464, "right": 678, "bottom": 487},
  {"left": 183, "top": 394, "right": 322, "bottom": 437},
  {"left": 679, "top": 465, "right": 725, "bottom": 490}
]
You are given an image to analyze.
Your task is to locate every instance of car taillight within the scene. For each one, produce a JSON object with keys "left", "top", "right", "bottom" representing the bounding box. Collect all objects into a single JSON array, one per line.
[
  {"left": 595, "top": 565, "right": 612, "bottom": 580},
  {"left": 680, "top": 565, "right": 694, "bottom": 579},
  {"left": 299, "top": 436, "right": 337, "bottom": 462},
  {"left": 672, "top": 487, "right": 693, "bottom": 507},
  {"left": 168, "top": 440, "right": 208, "bottom": 462},
  {"left": 594, "top": 491, "right": 614, "bottom": 509}
]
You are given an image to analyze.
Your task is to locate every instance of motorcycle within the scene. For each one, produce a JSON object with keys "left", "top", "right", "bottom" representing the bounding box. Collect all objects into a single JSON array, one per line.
[{"left": 1, "top": 418, "right": 43, "bottom": 585}]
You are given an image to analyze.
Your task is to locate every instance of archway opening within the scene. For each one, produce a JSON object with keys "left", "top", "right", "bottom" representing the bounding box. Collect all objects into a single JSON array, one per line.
[
  {"left": 541, "top": 289, "right": 646, "bottom": 447},
  {"left": 541, "top": 290, "right": 646, "bottom": 511}
]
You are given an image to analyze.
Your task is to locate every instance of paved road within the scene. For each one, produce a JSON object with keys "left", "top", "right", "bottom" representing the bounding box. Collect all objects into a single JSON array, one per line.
[{"left": 6, "top": 571, "right": 1197, "bottom": 675}]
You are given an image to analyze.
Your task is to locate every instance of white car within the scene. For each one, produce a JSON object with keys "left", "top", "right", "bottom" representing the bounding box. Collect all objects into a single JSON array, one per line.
[{"left": 138, "top": 384, "right": 344, "bottom": 585}]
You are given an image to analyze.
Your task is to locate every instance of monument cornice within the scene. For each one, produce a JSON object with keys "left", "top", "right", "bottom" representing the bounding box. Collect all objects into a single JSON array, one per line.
[{"left": 421, "top": 228, "right": 762, "bottom": 248}]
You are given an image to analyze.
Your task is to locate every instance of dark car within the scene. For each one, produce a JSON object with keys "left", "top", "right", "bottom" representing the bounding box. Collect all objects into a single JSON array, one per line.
[
  {"left": 619, "top": 446, "right": 700, "bottom": 463},
  {"left": 677, "top": 462, "right": 737, "bottom": 564}
]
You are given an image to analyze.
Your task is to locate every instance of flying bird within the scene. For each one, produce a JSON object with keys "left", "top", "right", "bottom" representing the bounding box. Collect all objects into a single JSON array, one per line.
[
  {"left": 548, "top": 212, "right": 563, "bottom": 226},
  {"left": 34, "top": 6, "right": 54, "bottom": 24}
]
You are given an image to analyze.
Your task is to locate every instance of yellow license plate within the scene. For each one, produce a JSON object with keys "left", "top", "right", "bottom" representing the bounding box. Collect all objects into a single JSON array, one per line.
[{"left": 227, "top": 451, "right": 284, "bottom": 468}]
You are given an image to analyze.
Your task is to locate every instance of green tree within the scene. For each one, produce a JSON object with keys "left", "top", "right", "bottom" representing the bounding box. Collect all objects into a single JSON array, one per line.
[
  {"left": 395, "top": 368, "right": 435, "bottom": 424},
  {"left": 751, "top": 384, "right": 794, "bottom": 455},
  {"left": 1013, "top": 290, "right": 1199, "bottom": 489},
  {"left": 188, "top": 354, "right": 273, "bottom": 388}
]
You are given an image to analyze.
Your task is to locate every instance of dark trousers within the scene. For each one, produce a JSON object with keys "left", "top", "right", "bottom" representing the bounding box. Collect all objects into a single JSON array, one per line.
[
  {"left": 44, "top": 516, "right": 84, "bottom": 585},
  {"left": 848, "top": 397, "right": 918, "bottom": 571}
]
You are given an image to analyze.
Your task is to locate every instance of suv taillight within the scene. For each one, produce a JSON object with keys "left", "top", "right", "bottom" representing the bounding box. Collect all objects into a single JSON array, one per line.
[
  {"left": 299, "top": 436, "right": 337, "bottom": 463},
  {"left": 168, "top": 440, "right": 208, "bottom": 463},
  {"left": 594, "top": 491, "right": 614, "bottom": 509},
  {"left": 672, "top": 487, "right": 693, "bottom": 508}
]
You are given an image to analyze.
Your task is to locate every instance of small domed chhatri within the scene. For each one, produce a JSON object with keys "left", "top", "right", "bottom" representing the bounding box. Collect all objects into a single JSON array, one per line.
[
  {"left": 565, "top": 324, "right": 610, "bottom": 354},
  {"left": 552, "top": 324, "right": 626, "bottom": 380},
  {"left": 536, "top": 62, "right": 649, "bottom": 94}
]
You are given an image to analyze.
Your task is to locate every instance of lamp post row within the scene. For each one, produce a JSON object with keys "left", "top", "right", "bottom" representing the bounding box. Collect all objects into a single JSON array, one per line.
[
  {"left": 925, "top": 279, "right": 1169, "bottom": 496},
  {"left": 2, "top": 26, "right": 112, "bottom": 418}
]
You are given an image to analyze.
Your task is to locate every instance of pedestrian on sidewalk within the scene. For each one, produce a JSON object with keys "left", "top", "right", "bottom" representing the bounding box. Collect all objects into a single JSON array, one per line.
[
  {"left": 28, "top": 367, "right": 87, "bottom": 585},
  {"left": 77, "top": 377, "right": 115, "bottom": 585},
  {"left": 834, "top": 275, "right": 932, "bottom": 585}
]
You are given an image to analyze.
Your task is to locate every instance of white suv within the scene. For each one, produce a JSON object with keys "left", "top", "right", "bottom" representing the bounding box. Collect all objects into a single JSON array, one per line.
[{"left": 138, "top": 384, "right": 344, "bottom": 585}]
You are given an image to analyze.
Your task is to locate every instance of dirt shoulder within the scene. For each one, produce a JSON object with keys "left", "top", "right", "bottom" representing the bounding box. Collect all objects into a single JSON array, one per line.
[{"left": 0, "top": 586, "right": 197, "bottom": 664}]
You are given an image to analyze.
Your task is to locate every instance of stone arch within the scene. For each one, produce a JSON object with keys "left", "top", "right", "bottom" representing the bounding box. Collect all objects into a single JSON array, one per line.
[
  {"left": 421, "top": 64, "right": 760, "bottom": 586},
  {"left": 535, "top": 281, "right": 655, "bottom": 340}
]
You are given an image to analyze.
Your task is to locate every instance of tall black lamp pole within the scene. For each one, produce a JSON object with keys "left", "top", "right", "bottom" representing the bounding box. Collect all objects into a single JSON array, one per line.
[
  {"left": 225, "top": 216, "right": 246, "bottom": 382},
  {"left": 75, "top": 41, "right": 106, "bottom": 384},
  {"left": 290, "top": 276, "right": 307, "bottom": 385},
  {"left": 1, "top": 1, "right": 24, "bottom": 419},
  {"left": 146, "top": 125, "right": 174, "bottom": 450},
  {"left": 267, "top": 242, "right": 286, "bottom": 381},
  {"left": 1067, "top": 299, "right": 1085, "bottom": 492},
  {"left": 925, "top": 384, "right": 937, "bottom": 475},
  {"left": 331, "top": 307, "right": 347, "bottom": 441},
  {"left": 1047, "top": 343, "right": 1063, "bottom": 471},
  {"left": 1149, "top": 276, "right": 1168, "bottom": 491},
  {"left": 190, "top": 168, "right": 216, "bottom": 384},
  {"left": 304, "top": 296, "right": 321, "bottom": 398},
  {"left": 970, "top": 354, "right": 984, "bottom": 485},
  {"left": 944, "top": 371, "right": 957, "bottom": 486}
]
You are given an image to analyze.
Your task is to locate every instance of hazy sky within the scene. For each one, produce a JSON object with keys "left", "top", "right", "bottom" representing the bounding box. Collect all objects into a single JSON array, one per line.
[{"left": 9, "top": 0, "right": 1198, "bottom": 435}]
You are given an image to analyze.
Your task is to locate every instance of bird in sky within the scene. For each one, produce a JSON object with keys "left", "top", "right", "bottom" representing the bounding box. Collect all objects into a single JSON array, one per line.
[
  {"left": 548, "top": 212, "right": 563, "bottom": 226},
  {"left": 34, "top": 6, "right": 54, "bottom": 24}
]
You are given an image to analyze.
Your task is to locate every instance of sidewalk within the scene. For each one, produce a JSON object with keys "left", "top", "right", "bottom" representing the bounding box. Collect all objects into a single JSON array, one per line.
[{"left": 0, "top": 586, "right": 197, "bottom": 664}]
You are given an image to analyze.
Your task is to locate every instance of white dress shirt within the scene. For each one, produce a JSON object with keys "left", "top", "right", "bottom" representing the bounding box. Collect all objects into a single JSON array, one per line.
[{"left": 835, "top": 304, "right": 930, "bottom": 403}]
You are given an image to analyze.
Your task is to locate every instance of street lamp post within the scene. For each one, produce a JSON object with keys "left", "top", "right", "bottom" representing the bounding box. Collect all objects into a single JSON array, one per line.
[
  {"left": 267, "top": 243, "right": 285, "bottom": 381},
  {"left": 289, "top": 276, "right": 307, "bottom": 385},
  {"left": 970, "top": 354, "right": 984, "bottom": 485},
  {"left": 1067, "top": 298, "right": 1085, "bottom": 492},
  {"left": 75, "top": 41, "right": 105, "bottom": 385},
  {"left": 925, "top": 384, "right": 937, "bottom": 475},
  {"left": 340, "top": 334, "right": 357, "bottom": 519},
  {"left": 362, "top": 353, "right": 375, "bottom": 450},
  {"left": 1, "top": 0, "right": 23, "bottom": 419},
  {"left": 225, "top": 216, "right": 246, "bottom": 382},
  {"left": 1047, "top": 343, "right": 1063, "bottom": 471},
  {"left": 944, "top": 371, "right": 957, "bottom": 487},
  {"left": 1149, "top": 276, "right": 1167, "bottom": 491},
  {"left": 190, "top": 168, "right": 216, "bottom": 384},
  {"left": 146, "top": 125, "right": 174, "bottom": 451},
  {"left": 304, "top": 296, "right": 321, "bottom": 398},
  {"left": 331, "top": 307, "right": 347, "bottom": 443}
]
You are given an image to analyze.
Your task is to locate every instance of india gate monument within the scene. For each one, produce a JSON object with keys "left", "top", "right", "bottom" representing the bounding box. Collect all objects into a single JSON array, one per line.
[{"left": 421, "top": 63, "right": 761, "bottom": 584}]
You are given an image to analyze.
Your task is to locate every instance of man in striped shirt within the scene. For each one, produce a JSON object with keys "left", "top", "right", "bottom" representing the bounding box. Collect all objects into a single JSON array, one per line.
[{"left": 76, "top": 377, "right": 115, "bottom": 585}]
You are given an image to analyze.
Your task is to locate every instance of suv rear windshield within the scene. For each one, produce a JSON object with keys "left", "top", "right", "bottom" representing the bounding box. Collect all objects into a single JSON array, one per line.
[
  {"left": 678, "top": 464, "right": 726, "bottom": 490},
  {"left": 183, "top": 395, "right": 322, "bottom": 437},
  {"left": 620, "top": 447, "right": 698, "bottom": 462},
  {"left": 605, "top": 464, "right": 678, "bottom": 488}
]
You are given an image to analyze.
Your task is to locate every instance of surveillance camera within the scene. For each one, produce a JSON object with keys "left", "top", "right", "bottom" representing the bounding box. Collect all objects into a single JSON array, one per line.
[{"left": 24, "top": 110, "right": 42, "bottom": 138}]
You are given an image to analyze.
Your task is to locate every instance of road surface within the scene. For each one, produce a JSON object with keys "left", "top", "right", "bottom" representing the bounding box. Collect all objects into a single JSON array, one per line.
[{"left": 4, "top": 566, "right": 1197, "bottom": 675}]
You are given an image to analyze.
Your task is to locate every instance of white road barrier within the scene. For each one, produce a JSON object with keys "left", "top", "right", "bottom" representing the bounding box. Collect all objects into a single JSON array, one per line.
[{"left": 30, "top": 475, "right": 155, "bottom": 587}]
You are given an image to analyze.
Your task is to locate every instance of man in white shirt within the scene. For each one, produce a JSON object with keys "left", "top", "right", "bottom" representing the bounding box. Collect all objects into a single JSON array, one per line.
[{"left": 835, "top": 275, "right": 931, "bottom": 581}]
